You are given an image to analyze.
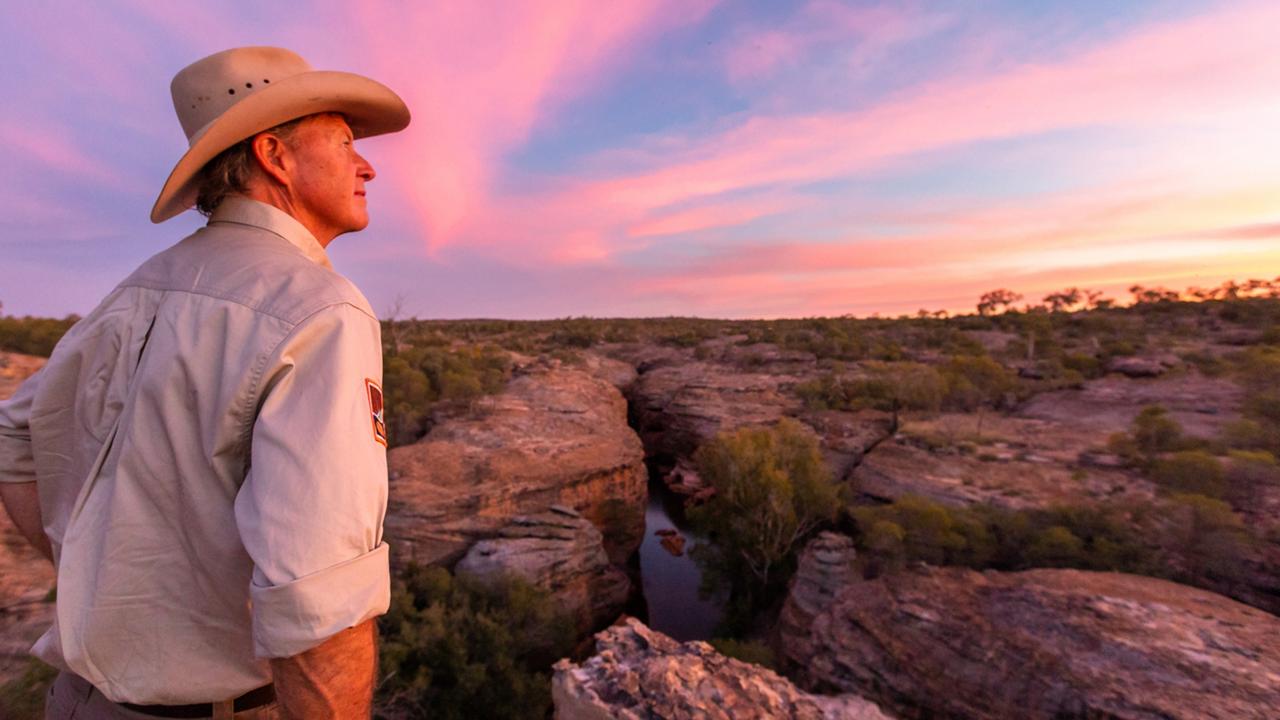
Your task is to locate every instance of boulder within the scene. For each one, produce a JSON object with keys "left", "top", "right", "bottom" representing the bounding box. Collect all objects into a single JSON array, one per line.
[
  {"left": 551, "top": 618, "right": 888, "bottom": 720},
  {"left": 386, "top": 366, "right": 647, "bottom": 568},
  {"left": 784, "top": 567, "right": 1280, "bottom": 719},
  {"left": 455, "top": 506, "right": 629, "bottom": 635},
  {"left": 1107, "top": 355, "right": 1173, "bottom": 378}
]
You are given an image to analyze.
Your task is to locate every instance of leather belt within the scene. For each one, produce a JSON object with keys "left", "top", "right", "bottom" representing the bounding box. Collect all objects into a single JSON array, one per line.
[{"left": 119, "top": 683, "right": 276, "bottom": 718}]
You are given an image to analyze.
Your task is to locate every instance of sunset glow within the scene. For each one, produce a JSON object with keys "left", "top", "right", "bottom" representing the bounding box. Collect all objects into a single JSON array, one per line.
[{"left": 2, "top": 1, "right": 1277, "bottom": 318}]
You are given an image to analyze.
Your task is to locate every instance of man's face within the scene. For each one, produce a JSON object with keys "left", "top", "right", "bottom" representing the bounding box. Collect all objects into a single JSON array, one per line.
[{"left": 281, "top": 114, "right": 375, "bottom": 242}]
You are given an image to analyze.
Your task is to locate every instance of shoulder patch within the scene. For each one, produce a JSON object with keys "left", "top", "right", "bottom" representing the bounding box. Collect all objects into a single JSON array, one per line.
[{"left": 365, "top": 378, "right": 387, "bottom": 447}]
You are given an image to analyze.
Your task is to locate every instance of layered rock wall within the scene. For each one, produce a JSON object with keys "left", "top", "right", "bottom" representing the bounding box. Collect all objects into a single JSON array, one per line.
[
  {"left": 455, "top": 506, "right": 630, "bottom": 635},
  {"left": 386, "top": 365, "right": 648, "bottom": 569}
]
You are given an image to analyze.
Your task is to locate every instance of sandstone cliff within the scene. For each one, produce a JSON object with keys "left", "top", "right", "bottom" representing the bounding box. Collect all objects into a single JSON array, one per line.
[
  {"left": 385, "top": 364, "right": 648, "bottom": 568},
  {"left": 782, "top": 566, "right": 1280, "bottom": 719},
  {"left": 455, "top": 506, "right": 630, "bottom": 635},
  {"left": 552, "top": 618, "right": 888, "bottom": 720}
]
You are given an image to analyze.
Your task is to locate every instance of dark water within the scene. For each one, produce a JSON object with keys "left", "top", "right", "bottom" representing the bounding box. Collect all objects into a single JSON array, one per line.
[{"left": 637, "top": 475, "right": 726, "bottom": 641}]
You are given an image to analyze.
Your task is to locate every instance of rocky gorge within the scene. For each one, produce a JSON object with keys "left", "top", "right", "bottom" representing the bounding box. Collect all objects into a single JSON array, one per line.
[{"left": 3, "top": 294, "right": 1280, "bottom": 718}]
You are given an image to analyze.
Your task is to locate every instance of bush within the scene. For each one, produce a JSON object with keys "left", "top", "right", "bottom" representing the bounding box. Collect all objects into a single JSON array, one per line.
[
  {"left": 940, "top": 355, "right": 1014, "bottom": 411},
  {"left": 0, "top": 658, "right": 58, "bottom": 720},
  {"left": 0, "top": 315, "right": 79, "bottom": 356},
  {"left": 850, "top": 497, "right": 1156, "bottom": 576},
  {"left": 382, "top": 345, "right": 512, "bottom": 446},
  {"left": 1027, "top": 526, "right": 1085, "bottom": 567},
  {"left": 1131, "top": 405, "right": 1183, "bottom": 459},
  {"left": 376, "top": 565, "right": 575, "bottom": 720},
  {"left": 1152, "top": 451, "right": 1226, "bottom": 498},
  {"left": 1224, "top": 450, "right": 1280, "bottom": 508},
  {"left": 1167, "top": 493, "right": 1251, "bottom": 583},
  {"left": 709, "top": 638, "right": 777, "bottom": 670}
]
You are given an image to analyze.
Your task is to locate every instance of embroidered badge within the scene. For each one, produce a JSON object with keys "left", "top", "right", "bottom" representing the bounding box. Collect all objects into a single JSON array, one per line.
[{"left": 366, "top": 378, "right": 387, "bottom": 447}]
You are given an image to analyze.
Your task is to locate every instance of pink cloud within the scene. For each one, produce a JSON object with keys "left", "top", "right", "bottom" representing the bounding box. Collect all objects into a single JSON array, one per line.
[
  {"left": 627, "top": 193, "right": 806, "bottom": 238},
  {"left": 723, "top": 1, "right": 931, "bottom": 82},
  {"left": 334, "top": 0, "right": 717, "bottom": 253},
  {"left": 0, "top": 120, "right": 132, "bottom": 190},
  {"left": 442, "top": 0, "right": 1280, "bottom": 275}
]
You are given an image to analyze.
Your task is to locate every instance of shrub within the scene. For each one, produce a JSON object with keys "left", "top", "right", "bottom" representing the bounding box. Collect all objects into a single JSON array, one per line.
[
  {"left": 850, "top": 497, "right": 1156, "bottom": 577},
  {"left": 940, "top": 355, "right": 1014, "bottom": 411},
  {"left": 709, "top": 638, "right": 777, "bottom": 670},
  {"left": 1219, "top": 419, "right": 1274, "bottom": 452},
  {"left": 1131, "top": 405, "right": 1183, "bottom": 459},
  {"left": 1062, "top": 352, "right": 1104, "bottom": 379},
  {"left": 1224, "top": 450, "right": 1280, "bottom": 508},
  {"left": 0, "top": 315, "right": 79, "bottom": 356},
  {"left": 376, "top": 565, "right": 575, "bottom": 720},
  {"left": 0, "top": 658, "right": 58, "bottom": 720},
  {"left": 1152, "top": 450, "right": 1226, "bottom": 498},
  {"left": 1027, "top": 526, "right": 1085, "bottom": 566},
  {"left": 1166, "top": 493, "right": 1251, "bottom": 583}
]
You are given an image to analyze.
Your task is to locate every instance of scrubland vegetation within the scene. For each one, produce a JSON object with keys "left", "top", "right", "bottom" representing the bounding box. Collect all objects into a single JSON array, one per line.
[
  {"left": 2, "top": 277, "right": 1278, "bottom": 716},
  {"left": 376, "top": 565, "right": 575, "bottom": 720}
]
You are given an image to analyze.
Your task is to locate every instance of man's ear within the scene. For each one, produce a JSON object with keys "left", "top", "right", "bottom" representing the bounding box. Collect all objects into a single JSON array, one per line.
[{"left": 250, "top": 132, "right": 292, "bottom": 187}]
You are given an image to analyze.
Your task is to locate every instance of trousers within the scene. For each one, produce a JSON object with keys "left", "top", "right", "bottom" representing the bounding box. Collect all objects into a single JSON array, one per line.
[{"left": 44, "top": 672, "right": 279, "bottom": 720}]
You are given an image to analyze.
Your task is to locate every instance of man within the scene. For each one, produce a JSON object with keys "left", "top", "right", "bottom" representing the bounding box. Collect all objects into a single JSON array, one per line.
[{"left": 0, "top": 46, "right": 410, "bottom": 718}]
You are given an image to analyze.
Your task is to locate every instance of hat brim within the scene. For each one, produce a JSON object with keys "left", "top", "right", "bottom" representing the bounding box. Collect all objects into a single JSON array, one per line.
[{"left": 150, "top": 70, "right": 410, "bottom": 223}]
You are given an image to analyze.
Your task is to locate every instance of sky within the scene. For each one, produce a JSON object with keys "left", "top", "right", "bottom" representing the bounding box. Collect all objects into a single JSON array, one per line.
[{"left": 2, "top": 0, "right": 1278, "bottom": 320}]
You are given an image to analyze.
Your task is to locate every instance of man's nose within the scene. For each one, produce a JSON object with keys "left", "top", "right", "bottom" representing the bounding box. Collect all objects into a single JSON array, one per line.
[{"left": 356, "top": 152, "right": 376, "bottom": 182}]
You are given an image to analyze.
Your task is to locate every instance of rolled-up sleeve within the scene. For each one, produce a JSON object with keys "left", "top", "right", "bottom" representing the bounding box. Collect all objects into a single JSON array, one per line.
[
  {"left": 234, "top": 303, "right": 390, "bottom": 659},
  {"left": 0, "top": 368, "right": 42, "bottom": 484}
]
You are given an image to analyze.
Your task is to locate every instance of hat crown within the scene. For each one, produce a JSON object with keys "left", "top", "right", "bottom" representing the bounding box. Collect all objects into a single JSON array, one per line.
[{"left": 170, "top": 47, "right": 313, "bottom": 144}]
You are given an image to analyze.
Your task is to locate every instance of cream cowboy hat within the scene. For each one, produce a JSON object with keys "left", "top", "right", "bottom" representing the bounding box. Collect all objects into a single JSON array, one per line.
[{"left": 150, "top": 46, "right": 410, "bottom": 223}]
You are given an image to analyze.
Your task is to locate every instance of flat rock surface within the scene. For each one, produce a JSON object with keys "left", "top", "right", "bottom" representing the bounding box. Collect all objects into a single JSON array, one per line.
[
  {"left": 552, "top": 618, "right": 888, "bottom": 720},
  {"left": 455, "top": 506, "right": 630, "bottom": 635},
  {"left": 386, "top": 365, "right": 648, "bottom": 568},
  {"left": 851, "top": 431, "right": 1151, "bottom": 510},
  {"left": 1017, "top": 371, "right": 1243, "bottom": 437},
  {"left": 789, "top": 567, "right": 1280, "bottom": 720}
]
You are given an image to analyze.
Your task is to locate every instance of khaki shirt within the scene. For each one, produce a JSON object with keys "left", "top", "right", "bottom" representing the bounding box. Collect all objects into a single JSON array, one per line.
[{"left": 0, "top": 197, "right": 390, "bottom": 704}]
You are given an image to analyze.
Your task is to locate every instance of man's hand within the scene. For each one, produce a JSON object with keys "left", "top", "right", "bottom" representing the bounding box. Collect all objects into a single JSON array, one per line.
[
  {"left": 0, "top": 482, "right": 52, "bottom": 562},
  {"left": 270, "top": 619, "right": 377, "bottom": 719}
]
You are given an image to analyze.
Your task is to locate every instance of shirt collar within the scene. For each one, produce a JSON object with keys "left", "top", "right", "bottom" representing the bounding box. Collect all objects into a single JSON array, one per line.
[{"left": 208, "top": 196, "right": 333, "bottom": 270}]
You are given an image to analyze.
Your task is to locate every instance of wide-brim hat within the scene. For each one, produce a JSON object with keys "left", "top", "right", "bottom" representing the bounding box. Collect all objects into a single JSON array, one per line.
[{"left": 151, "top": 46, "right": 410, "bottom": 223}]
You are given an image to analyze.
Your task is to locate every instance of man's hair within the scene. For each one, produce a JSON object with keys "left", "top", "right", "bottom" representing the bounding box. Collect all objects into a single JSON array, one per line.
[{"left": 193, "top": 116, "right": 308, "bottom": 216}]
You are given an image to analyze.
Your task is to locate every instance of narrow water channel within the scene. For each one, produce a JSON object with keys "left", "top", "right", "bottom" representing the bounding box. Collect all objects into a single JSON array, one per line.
[{"left": 637, "top": 472, "right": 726, "bottom": 641}]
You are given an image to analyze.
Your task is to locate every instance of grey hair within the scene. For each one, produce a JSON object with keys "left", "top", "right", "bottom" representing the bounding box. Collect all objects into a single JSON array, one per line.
[{"left": 193, "top": 116, "right": 309, "bottom": 216}]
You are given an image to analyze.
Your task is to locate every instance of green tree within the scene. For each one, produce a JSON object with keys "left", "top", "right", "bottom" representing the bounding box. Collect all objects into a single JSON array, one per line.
[{"left": 689, "top": 418, "right": 840, "bottom": 592}]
